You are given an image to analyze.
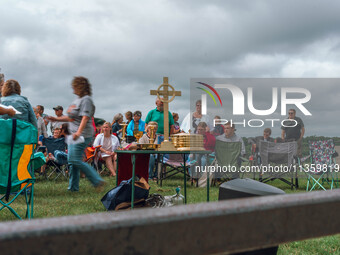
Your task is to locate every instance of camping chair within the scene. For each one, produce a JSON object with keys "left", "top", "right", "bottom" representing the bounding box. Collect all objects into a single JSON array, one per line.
[
  {"left": 0, "top": 119, "right": 37, "bottom": 220},
  {"left": 159, "top": 154, "right": 191, "bottom": 187},
  {"left": 258, "top": 140, "right": 298, "bottom": 189},
  {"left": 210, "top": 140, "right": 247, "bottom": 185},
  {"left": 30, "top": 152, "right": 47, "bottom": 172},
  {"left": 299, "top": 139, "right": 338, "bottom": 191},
  {"left": 85, "top": 145, "right": 109, "bottom": 175},
  {"left": 42, "top": 137, "right": 68, "bottom": 180}
]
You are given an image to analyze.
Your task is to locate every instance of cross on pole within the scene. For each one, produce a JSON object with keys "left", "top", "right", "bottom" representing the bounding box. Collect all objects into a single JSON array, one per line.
[{"left": 150, "top": 77, "right": 181, "bottom": 151}]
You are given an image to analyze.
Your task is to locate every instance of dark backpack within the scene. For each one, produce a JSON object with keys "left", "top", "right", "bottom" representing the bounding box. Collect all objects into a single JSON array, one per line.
[{"left": 101, "top": 177, "right": 150, "bottom": 210}]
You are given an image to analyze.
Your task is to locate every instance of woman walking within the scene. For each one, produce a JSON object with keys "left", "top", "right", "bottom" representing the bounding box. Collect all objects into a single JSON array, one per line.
[{"left": 48, "top": 76, "right": 105, "bottom": 192}]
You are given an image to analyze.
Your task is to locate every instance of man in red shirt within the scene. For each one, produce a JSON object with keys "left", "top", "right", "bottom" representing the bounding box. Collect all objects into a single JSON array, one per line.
[{"left": 197, "top": 122, "right": 216, "bottom": 151}]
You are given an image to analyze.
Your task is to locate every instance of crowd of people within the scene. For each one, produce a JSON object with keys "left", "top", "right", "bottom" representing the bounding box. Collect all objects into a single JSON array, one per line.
[{"left": 0, "top": 73, "right": 306, "bottom": 191}]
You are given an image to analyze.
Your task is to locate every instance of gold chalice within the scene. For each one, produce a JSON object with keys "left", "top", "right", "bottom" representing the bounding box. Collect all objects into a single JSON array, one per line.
[{"left": 133, "top": 131, "right": 143, "bottom": 143}]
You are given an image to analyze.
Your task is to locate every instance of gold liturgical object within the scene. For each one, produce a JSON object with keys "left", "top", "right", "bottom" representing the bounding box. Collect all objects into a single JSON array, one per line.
[
  {"left": 171, "top": 133, "right": 205, "bottom": 151},
  {"left": 150, "top": 77, "right": 181, "bottom": 151},
  {"left": 133, "top": 130, "right": 143, "bottom": 142},
  {"left": 137, "top": 122, "right": 160, "bottom": 150},
  {"left": 148, "top": 123, "right": 157, "bottom": 144},
  {"left": 121, "top": 122, "right": 128, "bottom": 142}
]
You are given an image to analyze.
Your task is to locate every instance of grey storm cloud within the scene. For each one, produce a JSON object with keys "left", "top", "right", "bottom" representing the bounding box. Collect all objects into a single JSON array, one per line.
[{"left": 1, "top": 0, "right": 340, "bottom": 136}]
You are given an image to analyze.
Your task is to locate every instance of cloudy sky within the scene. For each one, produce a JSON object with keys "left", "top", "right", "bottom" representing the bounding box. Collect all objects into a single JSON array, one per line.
[{"left": 1, "top": 0, "right": 340, "bottom": 137}]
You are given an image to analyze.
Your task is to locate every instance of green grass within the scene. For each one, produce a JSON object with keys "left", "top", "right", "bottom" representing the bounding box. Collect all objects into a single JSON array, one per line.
[
  {"left": 1, "top": 173, "right": 339, "bottom": 254},
  {"left": 278, "top": 236, "right": 340, "bottom": 255}
]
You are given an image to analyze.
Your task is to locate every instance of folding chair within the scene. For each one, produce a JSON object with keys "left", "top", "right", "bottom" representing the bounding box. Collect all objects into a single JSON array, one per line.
[
  {"left": 0, "top": 119, "right": 37, "bottom": 220},
  {"left": 31, "top": 152, "right": 47, "bottom": 172},
  {"left": 258, "top": 141, "right": 298, "bottom": 189},
  {"left": 42, "top": 137, "right": 68, "bottom": 180},
  {"left": 212, "top": 140, "right": 245, "bottom": 183},
  {"left": 300, "top": 139, "right": 338, "bottom": 191},
  {"left": 85, "top": 145, "right": 100, "bottom": 169},
  {"left": 85, "top": 145, "right": 108, "bottom": 175},
  {"left": 159, "top": 154, "right": 191, "bottom": 187},
  {"left": 197, "top": 141, "right": 247, "bottom": 187}
]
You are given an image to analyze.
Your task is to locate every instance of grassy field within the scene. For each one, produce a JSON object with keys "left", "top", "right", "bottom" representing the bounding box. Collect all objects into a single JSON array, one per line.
[{"left": 1, "top": 173, "right": 339, "bottom": 254}]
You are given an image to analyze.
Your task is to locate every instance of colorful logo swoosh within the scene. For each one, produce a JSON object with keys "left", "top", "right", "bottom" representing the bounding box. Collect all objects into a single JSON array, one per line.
[{"left": 197, "top": 82, "right": 223, "bottom": 106}]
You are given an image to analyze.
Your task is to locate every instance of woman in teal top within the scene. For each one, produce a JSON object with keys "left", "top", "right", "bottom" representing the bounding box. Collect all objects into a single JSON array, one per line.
[
  {"left": 127, "top": 110, "right": 145, "bottom": 136},
  {"left": 1, "top": 79, "right": 37, "bottom": 128}
]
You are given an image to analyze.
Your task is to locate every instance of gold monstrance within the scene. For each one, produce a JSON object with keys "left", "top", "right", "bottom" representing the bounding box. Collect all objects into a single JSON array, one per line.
[{"left": 150, "top": 77, "right": 181, "bottom": 151}]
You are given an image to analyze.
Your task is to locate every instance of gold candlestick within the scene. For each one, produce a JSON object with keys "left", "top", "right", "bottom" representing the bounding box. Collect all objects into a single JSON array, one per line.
[
  {"left": 149, "top": 125, "right": 156, "bottom": 144},
  {"left": 121, "top": 122, "right": 128, "bottom": 141}
]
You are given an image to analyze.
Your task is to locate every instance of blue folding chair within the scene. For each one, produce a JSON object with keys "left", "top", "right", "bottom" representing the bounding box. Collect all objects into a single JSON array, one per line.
[{"left": 42, "top": 137, "right": 69, "bottom": 180}]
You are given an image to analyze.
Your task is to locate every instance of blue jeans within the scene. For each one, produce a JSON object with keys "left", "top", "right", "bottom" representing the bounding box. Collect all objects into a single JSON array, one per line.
[
  {"left": 149, "top": 154, "right": 157, "bottom": 179},
  {"left": 67, "top": 137, "right": 103, "bottom": 191},
  {"left": 54, "top": 150, "right": 68, "bottom": 165}
]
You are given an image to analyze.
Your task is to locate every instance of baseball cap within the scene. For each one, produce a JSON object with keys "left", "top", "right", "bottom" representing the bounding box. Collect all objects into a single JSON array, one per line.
[{"left": 53, "top": 106, "right": 63, "bottom": 111}]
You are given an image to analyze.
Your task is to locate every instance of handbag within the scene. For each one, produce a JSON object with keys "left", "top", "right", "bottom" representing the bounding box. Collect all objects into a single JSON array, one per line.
[{"left": 101, "top": 177, "right": 150, "bottom": 210}]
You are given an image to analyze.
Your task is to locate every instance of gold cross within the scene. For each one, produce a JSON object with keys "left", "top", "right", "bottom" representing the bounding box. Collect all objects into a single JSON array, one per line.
[
  {"left": 150, "top": 77, "right": 181, "bottom": 103},
  {"left": 150, "top": 77, "right": 181, "bottom": 151}
]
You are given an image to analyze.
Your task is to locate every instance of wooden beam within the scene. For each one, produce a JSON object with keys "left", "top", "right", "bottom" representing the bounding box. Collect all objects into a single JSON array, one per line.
[{"left": 0, "top": 190, "right": 340, "bottom": 254}]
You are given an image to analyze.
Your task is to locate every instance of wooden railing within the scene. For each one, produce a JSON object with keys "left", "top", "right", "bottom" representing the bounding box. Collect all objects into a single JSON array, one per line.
[{"left": 0, "top": 189, "right": 340, "bottom": 254}]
